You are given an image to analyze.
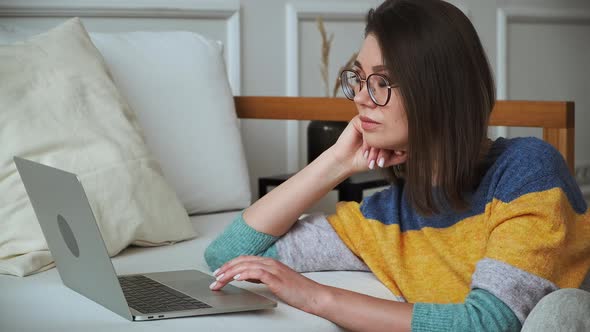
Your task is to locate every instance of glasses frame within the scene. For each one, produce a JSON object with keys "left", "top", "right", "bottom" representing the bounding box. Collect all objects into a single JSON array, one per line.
[{"left": 339, "top": 69, "right": 397, "bottom": 106}]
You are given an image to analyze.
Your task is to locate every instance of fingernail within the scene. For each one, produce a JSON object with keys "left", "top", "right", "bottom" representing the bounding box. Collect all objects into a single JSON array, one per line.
[
  {"left": 363, "top": 150, "right": 369, "bottom": 159},
  {"left": 369, "top": 160, "right": 375, "bottom": 169},
  {"left": 213, "top": 268, "right": 220, "bottom": 276},
  {"left": 378, "top": 158, "right": 384, "bottom": 168},
  {"left": 216, "top": 273, "right": 225, "bottom": 281},
  {"left": 233, "top": 274, "right": 241, "bottom": 280},
  {"left": 209, "top": 281, "right": 217, "bottom": 290}
]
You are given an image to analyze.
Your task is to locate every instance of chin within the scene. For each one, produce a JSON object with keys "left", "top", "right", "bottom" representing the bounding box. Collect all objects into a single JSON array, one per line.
[
  {"left": 364, "top": 140, "right": 390, "bottom": 150},
  {"left": 364, "top": 135, "right": 406, "bottom": 151},
  {"left": 362, "top": 134, "right": 386, "bottom": 146}
]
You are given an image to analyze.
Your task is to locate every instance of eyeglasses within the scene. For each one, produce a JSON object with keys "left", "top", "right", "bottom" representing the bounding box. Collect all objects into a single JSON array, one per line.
[{"left": 339, "top": 69, "right": 397, "bottom": 106}]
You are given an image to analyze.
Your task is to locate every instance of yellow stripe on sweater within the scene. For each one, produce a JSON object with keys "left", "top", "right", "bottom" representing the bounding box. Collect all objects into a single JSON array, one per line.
[
  {"left": 327, "top": 188, "right": 590, "bottom": 303},
  {"left": 485, "top": 187, "right": 590, "bottom": 288}
]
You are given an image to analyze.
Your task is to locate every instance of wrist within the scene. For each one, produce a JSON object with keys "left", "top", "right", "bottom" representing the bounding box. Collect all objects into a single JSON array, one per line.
[
  {"left": 321, "top": 146, "right": 355, "bottom": 179},
  {"left": 309, "top": 283, "right": 336, "bottom": 317}
]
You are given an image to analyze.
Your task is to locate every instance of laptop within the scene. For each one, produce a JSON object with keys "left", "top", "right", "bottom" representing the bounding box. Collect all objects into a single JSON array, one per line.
[{"left": 14, "top": 156, "right": 277, "bottom": 321}]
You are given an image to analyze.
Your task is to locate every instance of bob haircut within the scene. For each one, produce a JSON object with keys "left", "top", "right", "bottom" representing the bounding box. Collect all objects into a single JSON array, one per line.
[{"left": 365, "top": 0, "right": 496, "bottom": 215}]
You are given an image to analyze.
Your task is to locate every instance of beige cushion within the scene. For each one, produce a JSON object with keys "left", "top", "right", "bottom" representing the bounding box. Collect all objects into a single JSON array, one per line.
[
  {"left": 0, "top": 17, "right": 196, "bottom": 277},
  {"left": 90, "top": 31, "right": 252, "bottom": 214}
]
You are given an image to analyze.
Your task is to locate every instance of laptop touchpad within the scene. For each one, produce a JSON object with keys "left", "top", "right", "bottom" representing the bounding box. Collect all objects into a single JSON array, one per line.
[
  {"left": 144, "top": 270, "right": 273, "bottom": 309},
  {"left": 146, "top": 270, "right": 249, "bottom": 297}
]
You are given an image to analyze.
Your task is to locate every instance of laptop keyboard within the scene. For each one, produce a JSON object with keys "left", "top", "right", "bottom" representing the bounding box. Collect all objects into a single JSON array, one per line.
[{"left": 119, "top": 275, "right": 212, "bottom": 314}]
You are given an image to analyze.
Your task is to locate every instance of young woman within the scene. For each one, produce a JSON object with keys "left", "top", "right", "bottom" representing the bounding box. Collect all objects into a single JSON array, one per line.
[{"left": 205, "top": 0, "right": 590, "bottom": 331}]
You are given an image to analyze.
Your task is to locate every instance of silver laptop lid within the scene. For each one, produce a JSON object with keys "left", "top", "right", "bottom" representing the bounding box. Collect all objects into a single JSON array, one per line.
[{"left": 14, "top": 157, "right": 132, "bottom": 320}]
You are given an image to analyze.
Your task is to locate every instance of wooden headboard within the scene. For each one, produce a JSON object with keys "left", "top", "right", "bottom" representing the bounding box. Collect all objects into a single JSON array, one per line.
[{"left": 234, "top": 97, "right": 575, "bottom": 174}]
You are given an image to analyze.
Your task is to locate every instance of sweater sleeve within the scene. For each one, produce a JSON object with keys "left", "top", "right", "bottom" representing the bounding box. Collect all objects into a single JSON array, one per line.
[
  {"left": 204, "top": 212, "right": 370, "bottom": 273},
  {"left": 411, "top": 288, "right": 521, "bottom": 332},
  {"left": 204, "top": 212, "right": 279, "bottom": 272}
]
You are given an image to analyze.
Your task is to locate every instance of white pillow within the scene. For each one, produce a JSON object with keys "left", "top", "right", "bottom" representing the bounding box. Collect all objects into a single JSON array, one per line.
[
  {"left": 0, "top": 18, "right": 196, "bottom": 277},
  {"left": 89, "top": 30, "right": 252, "bottom": 214}
]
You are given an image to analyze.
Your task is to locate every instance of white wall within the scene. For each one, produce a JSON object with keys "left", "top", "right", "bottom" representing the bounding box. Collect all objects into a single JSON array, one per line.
[
  {"left": 1, "top": 0, "right": 589, "bottom": 212},
  {"left": 239, "top": 0, "right": 590, "bottom": 211},
  {"left": 240, "top": 0, "right": 590, "bottom": 211}
]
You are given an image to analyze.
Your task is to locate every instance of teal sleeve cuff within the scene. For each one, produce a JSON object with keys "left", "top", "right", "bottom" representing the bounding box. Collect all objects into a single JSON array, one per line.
[
  {"left": 204, "top": 211, "right": 280, "bottom": 271},
  {"left": 411, "top": 289, "right": 521, "bottom": 332}
]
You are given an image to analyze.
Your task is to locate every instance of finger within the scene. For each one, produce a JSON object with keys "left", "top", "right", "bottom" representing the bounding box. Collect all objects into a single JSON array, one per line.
[
  {"left": 233, "top": 269, "right": 281, "bottom": 290},
  {"left": 362, "top": 145, "right": 369, "bottom": 160},
  {"left": 367, "top": 147, "right": 379, "bottom": 169},
  {"left": 383, "top": 149, "right": 408, "bottom": 167},
  {"left": 376, "top": 149, "right": 392, "bottom": 168},
  {"left": 213, "top": 255, "right": 272, "bottom": 277},
  {"left": 211, "top": 261, "right": 278, "bottom": 290},
  {"left": 358, "top": 136, "right": 370, "bottom": 161},
  {"left": 213, "top": 257, "right": 273, "bottom": 290}
]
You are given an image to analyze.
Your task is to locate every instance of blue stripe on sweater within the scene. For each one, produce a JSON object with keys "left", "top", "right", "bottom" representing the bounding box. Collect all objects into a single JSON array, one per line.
[{"left": 360, "top": 137, "right": 587, "bottom": 232}]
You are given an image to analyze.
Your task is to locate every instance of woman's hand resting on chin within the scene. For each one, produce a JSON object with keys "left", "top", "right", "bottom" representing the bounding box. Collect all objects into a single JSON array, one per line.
[{"left": 328, "top": 115, "right": 407, "bottom": 173}]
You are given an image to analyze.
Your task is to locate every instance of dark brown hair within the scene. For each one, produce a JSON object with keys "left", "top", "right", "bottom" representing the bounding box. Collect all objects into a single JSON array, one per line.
[{"left": 365, "top": 0, "right": 495, "bottom": 215}]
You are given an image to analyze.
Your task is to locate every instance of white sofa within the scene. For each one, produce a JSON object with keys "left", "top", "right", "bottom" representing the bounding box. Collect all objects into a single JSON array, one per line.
[
  {"left": 0, "top": 211, "right": 397, "bottom": 332},
  {"left": 0, "top": 18, "right": 397, "bottom": 332}
]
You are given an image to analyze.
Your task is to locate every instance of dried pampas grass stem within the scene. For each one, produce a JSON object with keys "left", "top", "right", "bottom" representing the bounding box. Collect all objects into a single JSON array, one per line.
[
  {"left": 317, "top": 16, "right": 334, "bottom": 97},
  {"left": 316, "top": 16, "right": 357, "bottom": 98}
]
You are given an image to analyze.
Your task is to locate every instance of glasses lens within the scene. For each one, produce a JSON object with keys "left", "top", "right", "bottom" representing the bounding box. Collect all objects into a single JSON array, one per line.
[
  {"left": 368, "top": 75, "right": 390, "bottom": 106},
  {"left": 341, "top": 71, "right": 360, "bottom": 100}
]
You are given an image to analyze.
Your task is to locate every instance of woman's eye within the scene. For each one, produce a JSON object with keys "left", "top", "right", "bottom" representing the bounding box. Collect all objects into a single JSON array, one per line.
[{"left": 348, "top": 76, "right": 360, "bottom": 85}]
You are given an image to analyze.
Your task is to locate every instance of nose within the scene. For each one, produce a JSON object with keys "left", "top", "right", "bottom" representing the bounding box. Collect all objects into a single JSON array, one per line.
[{"left": 353, "top": 83, "right": 377, "bottom": 109}]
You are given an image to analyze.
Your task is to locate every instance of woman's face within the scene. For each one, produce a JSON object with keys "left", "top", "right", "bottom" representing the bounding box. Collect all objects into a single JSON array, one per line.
[{"left": 353, "top": 34, "right": 408, "bottom": 152}]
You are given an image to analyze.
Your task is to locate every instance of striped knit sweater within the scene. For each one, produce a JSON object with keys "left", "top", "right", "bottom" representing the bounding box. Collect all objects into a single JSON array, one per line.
[{"left": 205, "top": 137, "right": 590, "bottom": 331}]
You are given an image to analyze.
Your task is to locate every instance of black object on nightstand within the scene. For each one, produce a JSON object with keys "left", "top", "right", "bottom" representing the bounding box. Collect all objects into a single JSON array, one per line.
[{"left": 258, "top": 170, "right": 389, "bottom": 203}]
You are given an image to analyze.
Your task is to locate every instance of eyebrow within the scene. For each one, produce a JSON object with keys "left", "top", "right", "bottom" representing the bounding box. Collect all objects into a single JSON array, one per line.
[{"left": 353, "top": 60, "right": 387, "bottom": 73}]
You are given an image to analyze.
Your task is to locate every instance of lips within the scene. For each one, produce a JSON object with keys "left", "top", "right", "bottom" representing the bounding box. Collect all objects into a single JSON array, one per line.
[
  {"left": 360, "top": 115, "right": 380, "bottom": 130},
  {"left": 360, "top": 115, "right": 379, "bottom": 124}
]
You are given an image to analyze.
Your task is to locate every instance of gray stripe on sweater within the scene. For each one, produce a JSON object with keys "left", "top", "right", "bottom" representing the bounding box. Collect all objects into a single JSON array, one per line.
[
  {"left": 471, "top": 257, "right": 559, "bottom": 324},
  {"left": 275, "top": 213, "right": 370, "bottom": 273}
]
